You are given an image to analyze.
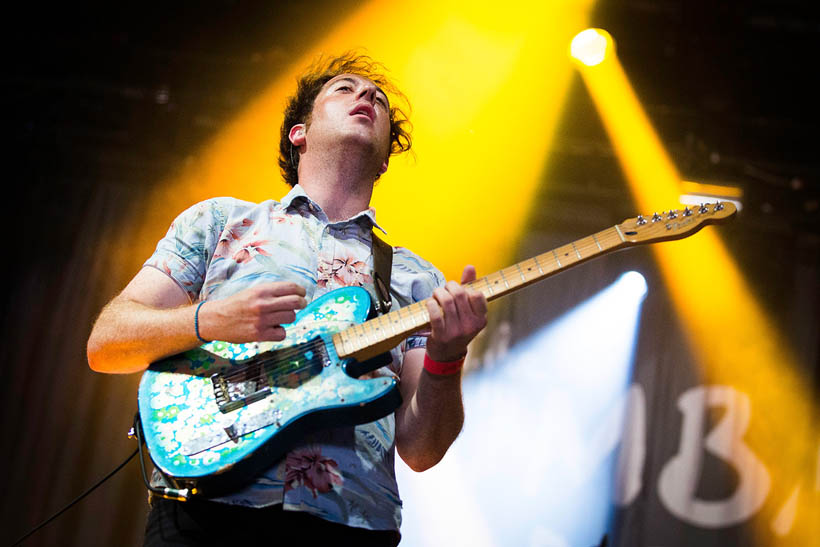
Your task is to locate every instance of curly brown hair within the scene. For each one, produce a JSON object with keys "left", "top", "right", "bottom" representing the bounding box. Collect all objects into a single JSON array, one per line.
[{"left": 279, "top": 52, "right": 412, "bottom": 187}]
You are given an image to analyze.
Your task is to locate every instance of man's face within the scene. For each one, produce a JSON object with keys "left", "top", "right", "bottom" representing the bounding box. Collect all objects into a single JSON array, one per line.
[{"left": 302, "top": 74, "right": 392, "bottom": 165}]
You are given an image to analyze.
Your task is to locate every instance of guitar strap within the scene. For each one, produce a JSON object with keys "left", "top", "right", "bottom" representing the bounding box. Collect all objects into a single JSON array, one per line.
[
  {"left": 371, "top": 230, "right": 393, "bottom": 315},
  {"left": 340, "top": 229, "right": 394, "bottom": 378}
]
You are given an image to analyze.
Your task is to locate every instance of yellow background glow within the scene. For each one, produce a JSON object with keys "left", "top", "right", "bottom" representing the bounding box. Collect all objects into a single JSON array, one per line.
[{"left": 125, "top": 0, "right": 596, "bottom": 284}]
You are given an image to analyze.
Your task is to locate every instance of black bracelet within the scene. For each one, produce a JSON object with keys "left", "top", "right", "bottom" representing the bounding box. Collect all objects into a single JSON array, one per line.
[{"left": 194, "top": 301, "right": 209, "bottom": 343}]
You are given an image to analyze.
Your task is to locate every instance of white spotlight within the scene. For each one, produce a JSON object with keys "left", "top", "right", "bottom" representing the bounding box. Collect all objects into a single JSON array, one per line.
[
  {"left": 618, "top": 271, "right": 648, "bottom": 300},
  {"left": 570, "top": 28, "right": 614, "bottom": 67}
]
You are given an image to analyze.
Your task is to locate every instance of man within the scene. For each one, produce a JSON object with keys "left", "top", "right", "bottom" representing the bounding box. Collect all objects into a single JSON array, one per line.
[{"left": 87, "top": 53, "right": 487, "bottom": 546}]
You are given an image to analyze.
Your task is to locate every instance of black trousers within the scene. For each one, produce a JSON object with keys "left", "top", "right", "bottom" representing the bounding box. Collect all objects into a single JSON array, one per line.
[{"left": 144, "top": 497, "right": 401, "bottom": 546}]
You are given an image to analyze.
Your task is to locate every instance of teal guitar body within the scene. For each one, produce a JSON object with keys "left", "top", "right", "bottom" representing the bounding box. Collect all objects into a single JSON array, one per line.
[{"left": 137, "top": 286, "right": 401, "bottom": 497}]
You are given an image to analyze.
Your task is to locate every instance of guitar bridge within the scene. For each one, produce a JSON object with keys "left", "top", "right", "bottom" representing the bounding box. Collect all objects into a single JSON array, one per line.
[
  {"left": 210, "top": 337, "right": 328, "bottom": 414},
  {"left": 212, "top": 373, "right": 271, "bottom": 414}
]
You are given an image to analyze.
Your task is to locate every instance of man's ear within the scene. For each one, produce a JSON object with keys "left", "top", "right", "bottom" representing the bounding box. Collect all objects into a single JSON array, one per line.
[
  {"left": 289, "top": 124, "right": 306, "bottom": 147},
  {"left": 376, "top": 156, "right": 389, "bottom": 178}
]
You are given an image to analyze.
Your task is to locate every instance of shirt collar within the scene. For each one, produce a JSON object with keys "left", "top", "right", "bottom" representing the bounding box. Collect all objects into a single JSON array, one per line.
[{"left": 281, "top": 184, "right": 387, "bottom": 234}]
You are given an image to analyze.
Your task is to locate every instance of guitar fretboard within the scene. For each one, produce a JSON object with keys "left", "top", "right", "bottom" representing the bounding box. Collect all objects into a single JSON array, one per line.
[{"left": 333, "top": 225, "right": 627, "bottom": 362}]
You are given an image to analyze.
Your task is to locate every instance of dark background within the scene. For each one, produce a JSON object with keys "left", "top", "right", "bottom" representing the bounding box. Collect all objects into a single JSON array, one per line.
[{"left": 2, "top": 1, "right": 817, "bottom": 545}]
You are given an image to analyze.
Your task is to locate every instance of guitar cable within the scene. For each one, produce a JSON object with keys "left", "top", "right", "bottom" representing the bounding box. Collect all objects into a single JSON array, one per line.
[
  {"left": 10, "top": 446, "right": 139, "bottom": 546},
  {"left": 132, "top": 412, "right": 196, "bottom": 502},
  {"left": 11, "top": 411, "right": 192, "bottom": 545}
]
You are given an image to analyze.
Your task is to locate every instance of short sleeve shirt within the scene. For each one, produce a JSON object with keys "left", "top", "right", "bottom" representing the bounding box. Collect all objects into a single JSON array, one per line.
[{"left": 144, "top": 185, "right": 444, "bottom": 531}]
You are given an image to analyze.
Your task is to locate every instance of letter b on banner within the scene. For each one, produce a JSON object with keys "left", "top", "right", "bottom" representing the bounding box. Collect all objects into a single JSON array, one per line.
[{"left": 658, "top": 385, "right": 771, "bottom": 527}]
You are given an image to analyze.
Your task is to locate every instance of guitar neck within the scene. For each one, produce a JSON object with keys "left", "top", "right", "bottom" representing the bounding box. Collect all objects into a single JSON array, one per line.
[{"left": 333, "top": 225, "right": 628, "bottom": 362}]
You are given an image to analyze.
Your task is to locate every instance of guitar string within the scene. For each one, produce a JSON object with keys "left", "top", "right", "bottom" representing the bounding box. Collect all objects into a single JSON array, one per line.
[
  {"left": 215, "top": 227, "right": 625, "bottom": 387},
  {"left": 211, "top": 220, "right": 683, "bottom": 399},
  {"left": 341, "top": 229, "right": 619, "bottom": 348},
  {"left": 219, "top": 338, "right": 327, "bottom": 384},
  {"left": 325, "top": 231, "right": 618, "bottom": 349},
  {"left": 217, "top": 336, "right": 325, "bottom": 373},
  {"left": 220, "top": 356, "right": 327, "bottom": 400},
  {"left": 258, "top": 219, "right": 687, "bottom": 358},
  {"left": 215, "top": 215, "right": 701, "bottom": 379},
  {"left": 476, "top": 229, "right": 619, "bottom": 294},
  {"left": 204, "top": 218, "right": 707, "bottom": 404}
]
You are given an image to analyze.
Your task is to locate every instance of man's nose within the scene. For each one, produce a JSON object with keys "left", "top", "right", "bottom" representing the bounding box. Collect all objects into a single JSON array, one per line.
[{"left": 357, "top": 85, "right": 377, "bottom": 102}]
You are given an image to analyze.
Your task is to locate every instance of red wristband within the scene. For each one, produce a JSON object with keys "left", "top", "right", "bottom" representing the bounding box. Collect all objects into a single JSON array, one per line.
[{"left": 423, "top": 353, "right": 465, "bottom": 376}]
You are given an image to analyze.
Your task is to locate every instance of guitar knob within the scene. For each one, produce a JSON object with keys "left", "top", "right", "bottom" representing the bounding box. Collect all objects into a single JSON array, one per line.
[
  {"left": 699, "top": 203, "right": 709, "bottom": 214},
  {"left": 652, "top": 212, "right": 662, "bottom": 222},
  {"left": 714, "top": 201, "right": 725, "bottom": 211},
  {"left": 683, "top": 206, "right": 693, "bottom": 217},
  {"left": 636, "top": 215, "right": 647, "bottom": 225}
]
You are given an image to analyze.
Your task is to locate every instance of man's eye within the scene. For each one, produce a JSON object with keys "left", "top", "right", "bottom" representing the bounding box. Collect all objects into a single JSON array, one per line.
[
  {"left": 337, "top": 85, "right": 352, "bottom": 92},
  {"left": 375, "top": 97, "right": 387, "bottom": 107}
]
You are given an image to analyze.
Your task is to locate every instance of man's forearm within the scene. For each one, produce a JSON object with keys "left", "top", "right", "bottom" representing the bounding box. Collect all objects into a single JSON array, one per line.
[
  {"left": 87, "top": 271, "right": 309, "bottom": 374},
  {"left": 396, "top": 365, "right": 465, "bottom": 472},
  {"left": 87, "top": 298, "right": 200, "bottom": 374}
]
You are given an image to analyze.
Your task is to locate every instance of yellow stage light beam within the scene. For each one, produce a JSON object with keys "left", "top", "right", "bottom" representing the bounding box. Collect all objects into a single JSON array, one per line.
[
  {"left": 573, "top": 30, "right": 818, "bottom": 541},
  {"left": 123, "top": 0, "right": 597, "bottom": 285}
]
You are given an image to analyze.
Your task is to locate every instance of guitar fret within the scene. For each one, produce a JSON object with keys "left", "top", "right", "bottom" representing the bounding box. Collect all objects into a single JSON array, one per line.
[
  {"left": 403, "top": 304, "right": 417, "bottom": 328},
  {"left": 592, "top": 233, "right": 603, "bottom": 251},
  {"left": 520, "top": 260, "right": 535, "bottom": 279},
  {"left": 598, "top": 229, "right": 618, "bottom": 249},
  {"left": 613, "top": 224, "right": 626, "bottom": 242},
  {"left": 499, "top": 269, "right": 510, "bottom": 289},
  {"left": 552, "top": 250, "right": 562, "bottom": 267},
  {"left": 489, "top": 273, "right": 503, "bottom": 294},
  {"left": 398, "top": 307, "right": 409, "bottom": 330},
  {"left": 484, "top": 277, "right": 494, "bottom": 296},
  {"left": 370, "top": 317, "right": 384, "bottom": 341},
  {"left": 514, "top": 262, "right": 526, "bottom": 283},
  {"left": 337, "top": 331, "right": 349, "bottom": 355},
  {"left": 533, "top": 255, "right": 545, "bottom": 275},
  {"left": 343, "top": 328, "right": 357, "bottom": 352},
  {"left": 353, "top": 324, "right": 367, "bottom": 350},
  {"left": 571, "top": 242, "right": 582, "bottom": 260},
  {"left": 398, "top": 306, "right": 412, "bottom": 331},
  {"left": 359, "top": 323, "right": 373, "bottom": 347},
  {"left": 560, "top": 245, "right": 578, "bottom": 265},
  {"left": 411, "top": 304, "right": 428, "bottom": 328}
]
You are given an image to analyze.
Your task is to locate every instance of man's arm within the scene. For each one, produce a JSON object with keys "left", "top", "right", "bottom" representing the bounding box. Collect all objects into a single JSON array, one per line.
[
  {"left": 87, "top": 267, "right": 307, "bottom": 374},
  {"left": 395, "top": 265, "right": 487, "bottom": 472}
]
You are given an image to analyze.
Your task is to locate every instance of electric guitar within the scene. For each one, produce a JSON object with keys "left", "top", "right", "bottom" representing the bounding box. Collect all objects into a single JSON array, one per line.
[{"left": 137, "top": 202, "right": 736, "bottom": 497}]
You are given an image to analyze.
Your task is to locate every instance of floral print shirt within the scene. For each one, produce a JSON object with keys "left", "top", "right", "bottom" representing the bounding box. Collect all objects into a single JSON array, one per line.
[{"left": 144, "top": 184, "right": 444, "bottom": 531}]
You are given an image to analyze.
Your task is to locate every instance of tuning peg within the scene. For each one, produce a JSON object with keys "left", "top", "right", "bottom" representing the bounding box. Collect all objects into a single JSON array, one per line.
[
  {"left": 667, "top": 210, "right": 678, "bottom": 219},
  {"left": 652, "top": 212, "right": 662, "bottom": 222},
  {"left": 683, "top": 206, "right": 693, "bottom": 217},
  {"left": 636, "top": 215, "right": 647, "bottom": 225},
  {"left": 714, "top": 201, "right": 724, "bottom": 211},
  {"left": 698, "top": 204, "right": 709, "bottom": 214}
]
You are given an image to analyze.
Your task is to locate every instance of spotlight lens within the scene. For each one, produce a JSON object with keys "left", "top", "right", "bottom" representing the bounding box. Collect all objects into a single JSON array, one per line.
[
  {"left": 619, "top": 271, "right": 648, "bottom": 298},
  {"left": 570, "top": 28, "right": 612, "bottom": 66}
]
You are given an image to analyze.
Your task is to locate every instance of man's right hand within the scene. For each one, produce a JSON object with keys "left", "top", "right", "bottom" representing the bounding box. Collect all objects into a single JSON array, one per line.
[
  {"left": 196, "top": 282, "right": 307, "bottom": 343},
  {"left": 87, "top": 267, "right": 309, "bottom": 374}
]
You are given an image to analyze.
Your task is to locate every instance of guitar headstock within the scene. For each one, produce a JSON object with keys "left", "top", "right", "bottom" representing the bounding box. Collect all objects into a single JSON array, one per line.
[{"left": 617, "top": 201, "right": 737, "bottom": 244}]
